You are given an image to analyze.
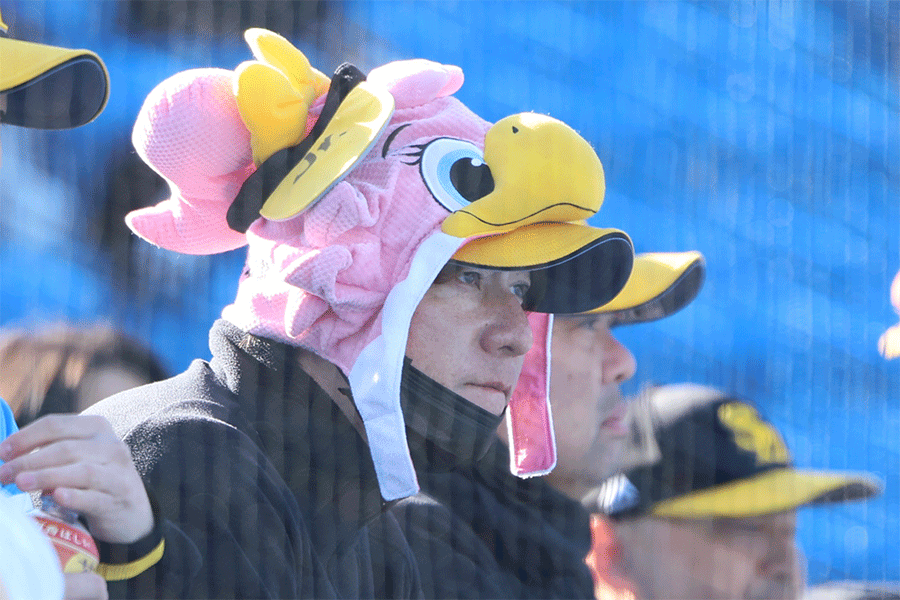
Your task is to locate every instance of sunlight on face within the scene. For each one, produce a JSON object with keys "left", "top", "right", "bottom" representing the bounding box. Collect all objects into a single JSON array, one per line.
[
  {"left": 548, "top": 314, "right": 637, "bottom": 489},
  {"left": 406, "top": 263, "right": 534, "bottom": 415},
  {"left": 613, "top": 512, "right": 804, "bottom": 600}
]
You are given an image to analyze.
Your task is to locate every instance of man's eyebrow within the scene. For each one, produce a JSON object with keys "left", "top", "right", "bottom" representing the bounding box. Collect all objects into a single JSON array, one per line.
[{"left": 382, "top": 124, "right": 411, "bottom": 158}]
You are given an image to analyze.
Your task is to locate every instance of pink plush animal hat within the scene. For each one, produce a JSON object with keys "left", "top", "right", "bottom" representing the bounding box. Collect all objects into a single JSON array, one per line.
[{"left": 126, "top": 29, "right": 634, "bottom": 501}]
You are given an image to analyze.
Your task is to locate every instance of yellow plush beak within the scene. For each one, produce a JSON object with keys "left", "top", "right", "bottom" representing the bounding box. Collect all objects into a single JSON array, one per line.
[{"left": 441, "top": 112, "right": 604, "bottom": 238}]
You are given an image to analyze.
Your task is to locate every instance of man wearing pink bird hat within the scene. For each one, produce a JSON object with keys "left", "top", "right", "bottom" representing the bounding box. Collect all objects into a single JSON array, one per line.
[{"left": 87, "top": 28, "right": 635, "bottom": 598}]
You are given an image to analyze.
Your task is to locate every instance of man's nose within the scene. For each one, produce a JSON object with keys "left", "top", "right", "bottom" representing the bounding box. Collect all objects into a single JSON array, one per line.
[
  {"left": 757, "top": 537, "right": 805, "bottom": 600},
  {"left": 602, "top": 331, "right": 636, "bottom": 385},
  {"left": 481, "top": 291, "right": 534, "bottom": 357}
]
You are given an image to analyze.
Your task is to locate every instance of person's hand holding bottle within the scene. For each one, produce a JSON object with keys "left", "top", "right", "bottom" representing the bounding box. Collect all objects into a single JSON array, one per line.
[{"left": 0, "top": 415, "right": 154, "bottom": 599}]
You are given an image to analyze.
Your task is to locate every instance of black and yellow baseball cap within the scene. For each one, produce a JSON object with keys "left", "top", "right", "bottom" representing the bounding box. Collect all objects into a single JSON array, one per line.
[
  {"left": 586, "top": 384, "right": 881, "bottom": 519},
  {"left": 585, "top": 251, "right": 705, "bottom": 326},
  {"left": 0, "top": 9, "right": 109, "bottom": 129}
]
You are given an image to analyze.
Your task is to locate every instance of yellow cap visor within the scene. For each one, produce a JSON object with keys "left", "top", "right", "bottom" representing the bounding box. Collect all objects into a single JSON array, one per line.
[
  {"left": 0, "top": 36, "right": 109, "bottom": 129},
  {"left": 451, "top": 222, "right": 634, "bottom": 314},
  {"left": 259, "top": 80, "right": 394, "bottom": 222},
  {"left": 589, "top": 251, "right": 705, "bottom": 324},
  {"left": 650, "top": 468, "right": 881, "bottom": 519}
]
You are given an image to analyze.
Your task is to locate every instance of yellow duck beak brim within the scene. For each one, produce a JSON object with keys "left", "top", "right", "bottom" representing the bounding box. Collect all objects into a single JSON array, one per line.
[
  {"left": 0, "top": 36, "right": 109, "bottom": 129},
  {"left": 588, "top": 251, "right": 705, "bottom": 325},
  {"left": 441, "top": 113, "right": 606, "bottom": 239},
  {"left": 451, "top": 222, "right": 634, "bottom": 315},
  {"left": 649, "top": 467, "right": 882, "bottom": 519}
]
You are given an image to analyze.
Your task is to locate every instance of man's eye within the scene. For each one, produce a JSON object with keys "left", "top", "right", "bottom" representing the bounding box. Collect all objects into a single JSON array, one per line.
[
  {"left": 511, "top": 283, "right": 530, "bottom": 302},
  {"left": 458, "top": 271, "right": 481, "bottom": 286},
  {"left": 576, "top": 317, "right": 600, "bottom": 330}
]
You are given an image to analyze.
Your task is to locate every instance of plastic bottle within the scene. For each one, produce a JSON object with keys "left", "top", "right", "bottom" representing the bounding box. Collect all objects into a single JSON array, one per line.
[{"left": 28, "top": 495, "right": 99, "bottom": 573}]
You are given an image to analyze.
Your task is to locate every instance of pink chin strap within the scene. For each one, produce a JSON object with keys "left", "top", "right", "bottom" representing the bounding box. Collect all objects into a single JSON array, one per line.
[{"left": 507, "top": 312, "right": 556, "bottom": 476}]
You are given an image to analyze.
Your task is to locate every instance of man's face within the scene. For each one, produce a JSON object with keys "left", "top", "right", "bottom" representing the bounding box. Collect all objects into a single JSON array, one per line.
[
  {"left": 406, "top": 263, "right": 533, "bottom": 415},
  {"left": 75, "top": 365, "right": 155, "bottom": 414},
  {"left": 612, "top": 511, "right": 805, "bottom": 600},
  {"left": 546, "top": 314, "right": 636, "bottom": 493}
]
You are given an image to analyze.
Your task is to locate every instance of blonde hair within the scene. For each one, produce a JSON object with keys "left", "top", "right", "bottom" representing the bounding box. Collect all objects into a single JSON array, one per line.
[{"left": 0, "top": 323, "right": 167, "bottom": 425}]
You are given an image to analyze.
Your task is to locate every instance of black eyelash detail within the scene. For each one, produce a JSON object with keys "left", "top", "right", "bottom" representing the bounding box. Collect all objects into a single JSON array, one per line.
[{"left": 399, "top": 144, "right": 428, "bottom": 166}]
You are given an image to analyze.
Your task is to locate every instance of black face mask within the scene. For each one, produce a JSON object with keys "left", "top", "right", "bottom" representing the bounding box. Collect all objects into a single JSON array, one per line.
[{"left": 400, "top": 359, "right": 504, "bottom": 471}]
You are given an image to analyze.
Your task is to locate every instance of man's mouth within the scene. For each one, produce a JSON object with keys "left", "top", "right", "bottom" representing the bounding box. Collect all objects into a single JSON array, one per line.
[
  {"left": 600, "top": 402, "right": 630, "bottom": 435},
  {"left": 469, "top": 382, "right": 511, "bottom": 398}
]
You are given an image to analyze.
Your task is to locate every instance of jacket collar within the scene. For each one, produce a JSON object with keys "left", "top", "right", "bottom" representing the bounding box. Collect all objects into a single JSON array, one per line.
[
  {"left": 207, "top": 319, "right": 385, "bottom": 560},
  {"left": 474, "top": 440, "right": 595, "bottom": 594}
]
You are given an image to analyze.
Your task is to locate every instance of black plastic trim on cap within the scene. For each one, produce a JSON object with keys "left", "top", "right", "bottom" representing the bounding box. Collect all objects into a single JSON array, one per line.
[
  {"left": 607, "top": 257, "right": 705, "bottom": 327},
  {"left": 2, "top": 56, "right": 108, "bottom": 130},
  {"left": 227, "top": 63, "right": 367, "bottom": 233},
  {"left": 453, "top": 231, "right": 635, "bottom": 315}
]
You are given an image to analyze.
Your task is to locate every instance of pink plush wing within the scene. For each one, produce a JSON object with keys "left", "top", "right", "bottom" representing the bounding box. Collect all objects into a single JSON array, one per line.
[
  {"left": 368, "top": 59, "right": 463, "bottom": 109},
  {"left": 126, "top": 68, "right": 256, "bottom": 255}
]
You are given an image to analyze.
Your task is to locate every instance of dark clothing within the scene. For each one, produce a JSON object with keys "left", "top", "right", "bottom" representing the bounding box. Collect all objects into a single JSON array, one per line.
[
  {"left": 88, "top": 320, "right": 421, "bottom": 599},
  {"left": 385, "top": 365, "right": 596, "bottom": 599}
]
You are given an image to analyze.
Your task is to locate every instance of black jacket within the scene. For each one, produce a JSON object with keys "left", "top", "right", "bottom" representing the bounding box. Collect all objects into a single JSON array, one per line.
[
  {"left": 385, "top": 365, "right": 596, "bottom": 599},
  {"left": 88, "top": 320, "right": 421, "bottom": 599}
]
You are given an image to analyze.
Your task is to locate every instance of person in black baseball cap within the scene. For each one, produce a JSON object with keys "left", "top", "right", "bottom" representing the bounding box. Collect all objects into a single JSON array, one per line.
[{"left": 584, "top": 383, "right": 881, "bottom": 600}]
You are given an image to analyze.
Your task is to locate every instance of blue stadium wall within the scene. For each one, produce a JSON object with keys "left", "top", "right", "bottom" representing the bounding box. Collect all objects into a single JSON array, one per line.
[{"left": 0, "top": 0, "right": 897, "bottom": 585}]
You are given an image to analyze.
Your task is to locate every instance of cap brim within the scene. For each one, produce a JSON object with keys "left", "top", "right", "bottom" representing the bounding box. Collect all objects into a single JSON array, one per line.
[
  {"left": 588, "top": 251, "right": 705, "bottom": 324},
  {"left": 0, "top": 37, "right": 109, "bottom": 129},
  {"left": 649, "top": 467, "right": 882, "bottom": 518},
  {"left": 451, "top": 221, "right": 634, "bottom": 314}
]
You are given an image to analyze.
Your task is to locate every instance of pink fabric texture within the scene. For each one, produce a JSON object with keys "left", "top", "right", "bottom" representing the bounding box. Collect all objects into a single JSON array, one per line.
[
  {"left": 126, "top": 51, "right": 560, "bottom": 498},
  {"left": 226, "top": 93, "right": 485, "bottom": 374},
  {"left": 127, "top": 68, "right": 257, "bottom": 255},
  {"left": 126, "top": 59, "right": 476, "bottom": 373}
]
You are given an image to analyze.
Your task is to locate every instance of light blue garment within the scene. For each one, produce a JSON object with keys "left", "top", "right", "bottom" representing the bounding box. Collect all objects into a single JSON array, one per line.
[
  {"left": 0, "top": 399, "right": 21, "bottom": 495},
  {"left": 0, "top": 491, "right": 65, "bottom": 600}
]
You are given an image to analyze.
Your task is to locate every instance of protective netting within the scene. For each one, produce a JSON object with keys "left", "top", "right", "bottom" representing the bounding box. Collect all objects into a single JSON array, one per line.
[{"left": 1, "top": 0, "right": 897, "bottom": 588}]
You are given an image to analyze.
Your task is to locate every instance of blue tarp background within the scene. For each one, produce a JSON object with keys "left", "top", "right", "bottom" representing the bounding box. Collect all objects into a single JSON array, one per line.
[{"left": 1, "top": 0, "right": 897, "bottom": 585}]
